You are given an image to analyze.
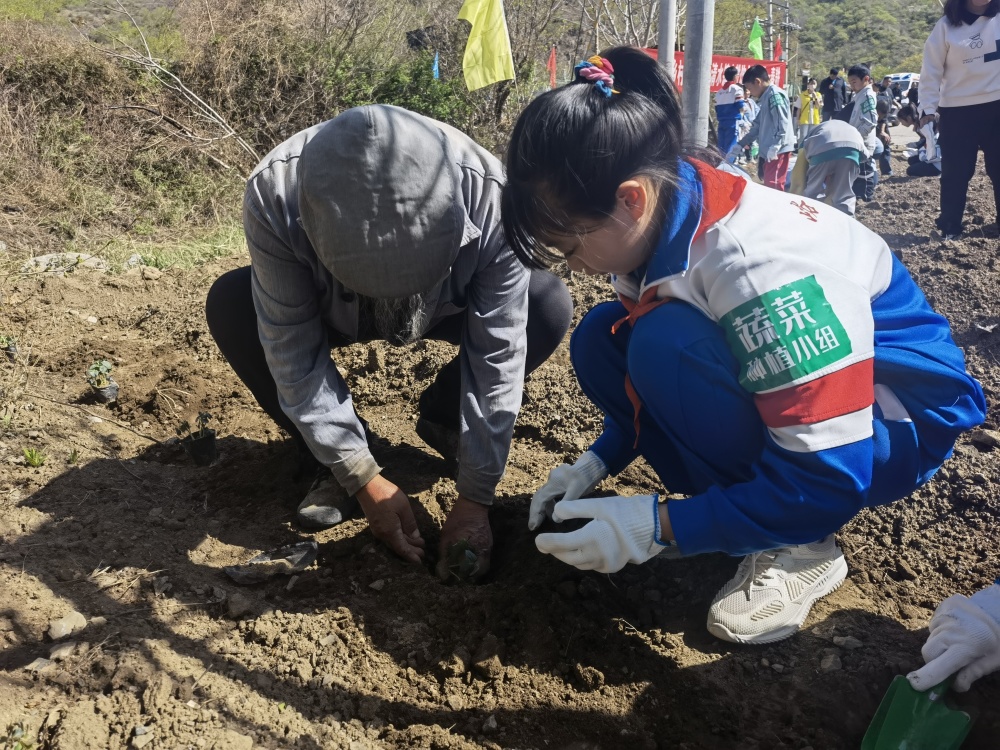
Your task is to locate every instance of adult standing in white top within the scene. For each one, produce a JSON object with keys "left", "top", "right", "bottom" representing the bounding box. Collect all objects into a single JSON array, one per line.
[{"left": 919, "top": 0, "right": 1000, "bottom": 239}]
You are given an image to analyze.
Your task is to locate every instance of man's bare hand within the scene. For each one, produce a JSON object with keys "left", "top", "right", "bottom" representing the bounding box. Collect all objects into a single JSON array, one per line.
[
  {"left": 356, "top": 475, "right": 425, "bottom": 564},
  {"left": 436, "top": 495, "right": 492, "bottom": 582}
]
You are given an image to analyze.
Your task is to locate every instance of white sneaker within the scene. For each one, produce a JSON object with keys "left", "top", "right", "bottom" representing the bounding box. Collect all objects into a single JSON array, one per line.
[{"left": 707, "top": 535, "right": 847, "bottom": 644}]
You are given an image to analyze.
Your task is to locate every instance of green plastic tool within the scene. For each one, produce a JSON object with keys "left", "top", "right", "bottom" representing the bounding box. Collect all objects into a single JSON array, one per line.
[{"left": 861, "top": 675, "right": 973, "bottom": 750}]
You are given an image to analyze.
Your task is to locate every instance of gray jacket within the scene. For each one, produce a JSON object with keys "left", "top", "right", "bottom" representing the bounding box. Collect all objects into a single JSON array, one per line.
[
  {"left": 739, "top": 84, "right": 796, "bottom": 157},
  {"left": 244, "top": 111, "right": 528, "bottom": 504}
]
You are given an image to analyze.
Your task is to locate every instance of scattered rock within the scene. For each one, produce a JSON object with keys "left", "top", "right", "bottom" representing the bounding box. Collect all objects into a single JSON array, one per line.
[
  {"left": 833, "top": 636, "right": 864, "bottom": 650},
  {"left": 226, "top": 592, "right": 253, "bottom": 619},
  {"left": 369, "top": 579, "right": 386, "bottom": 591},
  {"left": 140, "top": 266, "right": 162, "bottom": 281},
  {"left": 48, "top": 611, "right": 87, "bottom": 640},
  {"left": 771, "top": 663, "right": 784, "bottom": 673},
  {"left": 483, "top": 714, "right": 498, "bottom": 733},
  {"left": 49, "top": 642, "right": 77, "bottom": 661},
  {"left": 969, "top": 428, "right": 1000, "bottom": 450},
  {"left": 446, "top": 693, "right": 464, "bottom": 711},
  {"left": 25, "top": 657, "right": 54, "bottom": 672},
  {"left": 21, "top": 253, "right": 108, "bottom": 275},
  {"left": 132, "top": 727, "right": 155, "bottom": 749},
  {"left": 820, "top": 653, "right": 842, "bottom": 672}
]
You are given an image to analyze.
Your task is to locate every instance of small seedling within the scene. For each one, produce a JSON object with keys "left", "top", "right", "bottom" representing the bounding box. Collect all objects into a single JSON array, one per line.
[
  {"left": 0, "top": 408, "right": 12, "bottom": 430},
  {"left": 176, "top": 411, "right": 212, "bottom": 440},
  {"left": 23, "top": 447, "right": 46, "bottom": 467},
  {"left": 0, "top": 334, "right": 14, "bottom": 348},
  {"left": 68, "top": 448, "right": 80, "bottom": 465},
  {"left": 443, "top": 539, "right": 482, "bottom": 583},
  {"left": 2, "top": 721, "right": 35, "bottom": 750},
  {"left": 86, "top": 359, "right": 113, "bottom": 388}
]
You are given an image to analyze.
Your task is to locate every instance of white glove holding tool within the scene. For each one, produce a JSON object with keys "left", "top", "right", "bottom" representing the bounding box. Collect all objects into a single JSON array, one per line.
[
  {"left": 528, "top": 451, "right": 608, "bottom": 530},
  {"left": 766, "top": 144, "right": 780, "bottom": 162},
  {"left": 535, "top": 494, "right": 666, "bottom": 574},
  {"left": 907, "top": 584, "right": 1000, "bottom": 692}
]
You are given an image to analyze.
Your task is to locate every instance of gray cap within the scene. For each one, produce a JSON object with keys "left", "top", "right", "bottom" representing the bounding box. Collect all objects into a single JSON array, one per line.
[{"left": 298, "top": 105, "right": 469, "bottom": 299}]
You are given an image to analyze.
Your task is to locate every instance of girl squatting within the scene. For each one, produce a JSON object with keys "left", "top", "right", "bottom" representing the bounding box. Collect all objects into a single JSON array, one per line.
[{"left": 502, "top": 47, "right": 987, "bottom": 645}]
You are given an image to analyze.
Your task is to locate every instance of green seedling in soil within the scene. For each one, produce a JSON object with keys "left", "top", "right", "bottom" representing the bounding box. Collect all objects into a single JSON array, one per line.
[
  {"left": 444, "top": 539, "right": 482, "bottom": 583},
  {"left": 2, "top": 721, "right": 35, "bottom": 750},
  {"left": 0, "top": 334, "right": 14, "bottom": 348},
  {"left": 1, "top": 408, "right": 12, "bottom": 431},
  {"left": 86, "top": 359, "right": 113, "bottom": 388},
  {"left": 176, "top": 411, "right": 212, "bottom": 439},
  {"left": 23, "top": 448, "right": 46, "bottom": 468},
  {"left": 68, "top": 448, "right": 80, "bottom": 465}
]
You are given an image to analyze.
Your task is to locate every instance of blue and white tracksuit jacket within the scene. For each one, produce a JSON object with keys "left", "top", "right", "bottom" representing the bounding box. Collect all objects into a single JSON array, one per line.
[
  {"left": 715, "top": 82, "right": 746, "bottom": 155},
  {"left": 574, "top": 161, "right": 986, "bottom": 557}
]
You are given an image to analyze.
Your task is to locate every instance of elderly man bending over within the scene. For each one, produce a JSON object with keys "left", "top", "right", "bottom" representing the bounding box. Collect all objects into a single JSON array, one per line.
[{"left": 206, "top": 105, "right": 572, "bottom": 578}]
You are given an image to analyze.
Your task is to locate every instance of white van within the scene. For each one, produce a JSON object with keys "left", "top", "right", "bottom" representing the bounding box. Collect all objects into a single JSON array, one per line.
[{"left": 889, "top": 72, "right": 920, "bottom": 101}]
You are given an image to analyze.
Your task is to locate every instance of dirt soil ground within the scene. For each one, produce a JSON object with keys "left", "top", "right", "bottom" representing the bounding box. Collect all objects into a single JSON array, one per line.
[{"left": 1, "top": 148, "right": 999, "bottom": 750}]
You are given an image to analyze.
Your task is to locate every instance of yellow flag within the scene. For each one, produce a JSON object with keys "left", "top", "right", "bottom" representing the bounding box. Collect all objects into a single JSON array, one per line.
[{"left": 458, "top": 0, "right": 515, "bottom": 91}]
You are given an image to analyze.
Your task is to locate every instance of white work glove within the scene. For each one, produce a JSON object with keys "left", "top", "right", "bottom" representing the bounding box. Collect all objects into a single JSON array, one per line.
[
  {"left": 725, "top": 144, "right": 743, "bottom": 164},
  {"left": 907, "top": 584, "right": 1000, "bottom": 692},
  {"left": 535, "top": 494, "right": 666, "bottom": 574},
  {"left": 528, "top": 451, "right": 608, "bottom": 531},
  {"left": 766, "top": 144, "right": 780, "bottom": 162}
]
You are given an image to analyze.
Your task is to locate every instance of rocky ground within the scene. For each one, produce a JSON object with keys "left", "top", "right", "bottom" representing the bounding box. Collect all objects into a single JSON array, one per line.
[{"left": 0, "top": 146, "right": 998, "bottom": 749}]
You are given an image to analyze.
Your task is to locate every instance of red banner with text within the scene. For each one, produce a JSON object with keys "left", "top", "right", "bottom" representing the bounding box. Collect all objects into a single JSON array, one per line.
[{"left": 642, "top": 49, "right": 787, "bottom": 92}]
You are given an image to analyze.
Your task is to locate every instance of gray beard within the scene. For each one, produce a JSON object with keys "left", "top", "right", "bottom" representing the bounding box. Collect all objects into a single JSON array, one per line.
[{"left": 359, "top": 293, "right": 427, "bottom": 347}]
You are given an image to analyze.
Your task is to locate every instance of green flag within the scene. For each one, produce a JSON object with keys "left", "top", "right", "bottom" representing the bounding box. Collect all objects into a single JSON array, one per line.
[
  {"left": 458, "top": 0, "right": 516, "bottom": 90},
  {"left": 748, "top": 19, "right": 764, "bottom": 60}
]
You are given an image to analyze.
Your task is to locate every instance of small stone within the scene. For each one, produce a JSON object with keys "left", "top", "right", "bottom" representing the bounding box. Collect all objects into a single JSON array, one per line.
[
  {"left": 132, "top": 729, "right": 155, "bottom": 749},
  {"left": 319, "top": 633, "right": 339, "bottom": 647},
  {"left": 322, "top": 674, "right": 336, "bottom": 687},
  {"left": 820, "top": 653, "right": 842, "bottom": 672},
  {"left": 27, "top": 430, "right": 40, "bottom": 438},
  {"left": 49, "top": 641, "right": 77, "bottom": 661},
  {"left": 226, "top": 593, "right": 253, "bottom": 619},
  {"left": 483, "top": 715, "right": 498, "bottom": 733},
  {"left": 760, "top": 658, "right": 770, "bottom": 667},
  {"left": 833, "top": 636, "right": 864, "bottom": 650},
  {"left": 369, "top": 579, "right": 385, "bottom": 591},
  {"left": 48, "top": 610, "right": 87, "bottom": 640},
  {"left": 25, "top": 657, "right": 54, "bottom": 672},
  {"left": 446, "top": 693, "right": 464, "bottom": 711},
  {"left": 771, "top": 663, "right": 784, "bottom": 673},
  {"left": 89, "top": 616, "right": 108, "bottom": 627},
  {"left": 140, "top": 266, "right": 162, "bottom": 281},
  {"left": 968, "top": 428, "right": 1000, "bottom": 450}
]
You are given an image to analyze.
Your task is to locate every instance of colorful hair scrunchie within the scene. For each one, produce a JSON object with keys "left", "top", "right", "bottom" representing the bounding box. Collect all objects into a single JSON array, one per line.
[{"left": 574, "top": 55, "right": 619, "bottom": 98}]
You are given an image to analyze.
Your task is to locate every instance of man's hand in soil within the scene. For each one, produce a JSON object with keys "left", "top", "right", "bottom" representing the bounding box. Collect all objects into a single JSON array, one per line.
[
  {"left": 356, "top": 474, "right": 425, "bottom": 564},
  {"left": 436, "top": 496, "right": 492, "bottom": 582}
]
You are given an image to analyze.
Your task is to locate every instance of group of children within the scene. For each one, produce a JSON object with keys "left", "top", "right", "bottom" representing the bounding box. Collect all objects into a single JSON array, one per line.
[{"left": 716, "top": 63, "right": 927, "bottom": 213}]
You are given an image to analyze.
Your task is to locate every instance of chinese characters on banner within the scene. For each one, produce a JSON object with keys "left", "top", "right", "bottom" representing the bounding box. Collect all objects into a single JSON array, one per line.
[{"left": 641, "top": 49, "right": 787, "bottom": 92}]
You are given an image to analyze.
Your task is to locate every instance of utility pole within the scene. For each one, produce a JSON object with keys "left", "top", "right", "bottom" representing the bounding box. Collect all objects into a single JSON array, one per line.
[
  {"left": 659, "top": 0, "right": 678, "bottom": 77},
  {"left": 681, "top": 0, "right": 715, "bottom": 147}
]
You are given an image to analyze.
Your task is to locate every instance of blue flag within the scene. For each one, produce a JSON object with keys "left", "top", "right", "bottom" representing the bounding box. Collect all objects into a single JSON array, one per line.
[{"left": 433, "top": 51, "right": 440, "bottom": 79}]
